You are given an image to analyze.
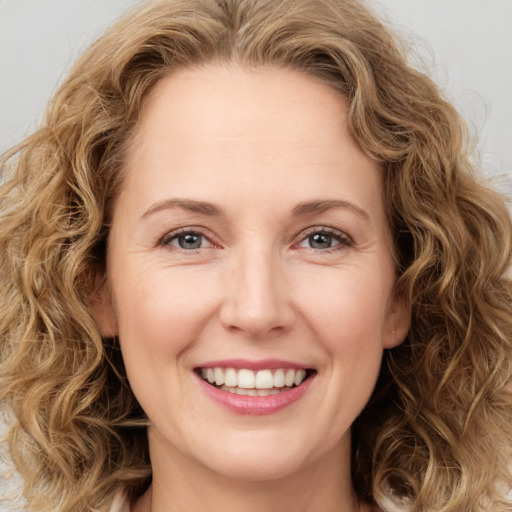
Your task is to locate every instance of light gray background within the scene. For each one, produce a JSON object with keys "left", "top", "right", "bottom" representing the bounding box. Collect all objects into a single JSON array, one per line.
[
  {"left": 1, "top": 1, "right": 512, "bottom": 510},
  {"left": 1, "top": 0, "right": 511, "bottom": 176}
]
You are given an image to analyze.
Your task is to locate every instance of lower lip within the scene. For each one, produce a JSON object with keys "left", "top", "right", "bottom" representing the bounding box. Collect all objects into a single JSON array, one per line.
[{"left": 195, "top": 373, "right": 314, "bottom": 415}]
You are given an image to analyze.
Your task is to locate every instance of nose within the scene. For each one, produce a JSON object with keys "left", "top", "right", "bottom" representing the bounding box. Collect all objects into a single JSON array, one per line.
[{"left": 219, "top": 248, "right": 295, "bottom": 338}]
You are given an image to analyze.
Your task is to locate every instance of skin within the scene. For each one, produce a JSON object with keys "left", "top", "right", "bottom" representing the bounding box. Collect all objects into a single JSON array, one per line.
[{"left": 93, "top": 63, "right": 410, "bottom": 512}]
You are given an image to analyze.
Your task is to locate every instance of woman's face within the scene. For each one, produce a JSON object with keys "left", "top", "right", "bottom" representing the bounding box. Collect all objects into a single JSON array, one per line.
[{"left": 95, "top": 64, "right": 409, "bottom": 482}]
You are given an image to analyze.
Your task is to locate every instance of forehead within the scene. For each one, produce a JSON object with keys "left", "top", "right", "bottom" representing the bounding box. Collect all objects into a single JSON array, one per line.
[
  {"left": 120, "top": 63, "right": 383, "bottom": 220},
  {"left": 131, "top": 64, "right": 351, "bottom": 153}
]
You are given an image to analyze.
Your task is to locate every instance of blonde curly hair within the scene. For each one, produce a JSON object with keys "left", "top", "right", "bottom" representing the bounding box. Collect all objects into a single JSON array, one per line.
[{"left": 1, "top": 0, "right": 511, "bottom": 511}]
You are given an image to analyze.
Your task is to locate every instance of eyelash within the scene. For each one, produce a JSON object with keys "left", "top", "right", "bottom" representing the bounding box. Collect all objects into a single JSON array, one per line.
[
  {"left": 159, "top": 227, "right": 216, "bottom": 251},
  {"left": 295, "top": 227, "right": 352, "bottom": 252},
  {"left": 158, "top": 226, "right": 352, "bottom": 252}
]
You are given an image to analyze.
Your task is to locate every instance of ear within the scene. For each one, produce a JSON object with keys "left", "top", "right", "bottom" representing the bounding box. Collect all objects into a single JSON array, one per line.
[
  {"left": 383, "top": 291, "right": 411, "bottom": 349},
  {"left": 89, "top": 277, "right": 118, "bottom": 338}
]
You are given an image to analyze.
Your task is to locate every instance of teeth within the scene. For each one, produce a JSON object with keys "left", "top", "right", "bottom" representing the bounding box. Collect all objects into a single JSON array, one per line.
[
  {"left": 219, "top": 385, "right": 293, "bottom": 396},
  {"left": 238, "top": 369, "right": 255, "bottom": 389},
  {"left": 294, "top": 369, "right": 307, "bottom": 386},
  {"left": 214, "top": 367, "right": 224, "bottom": 386},
  {"left": 224, "top": 368, "right": 237, "bottom": 387},
  {"left": 273, "top": 369, "right": 285, "bottom": 387},
  {"left": 284, "top": 369, "right": 295, "bottom": 387},
  {"left": 200, "top": 367, "right": 310, "bottom": 390},
  {"left": 255, "top": 369, "right": 273, "bottom": 389}
]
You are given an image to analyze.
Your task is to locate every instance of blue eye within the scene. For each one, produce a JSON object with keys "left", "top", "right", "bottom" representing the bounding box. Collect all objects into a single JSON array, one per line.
[
  {"left": 298, "top": 228, "right": 350, "bottom": 250},
  {"left": 308, "top": 232, "right": 337, "bottom": 249},
  {"left": 162, "top": 230, "right": 212, "bottom": 250},
  {"left": 174, "top": 233, "right": 204, "bottom": 249}
]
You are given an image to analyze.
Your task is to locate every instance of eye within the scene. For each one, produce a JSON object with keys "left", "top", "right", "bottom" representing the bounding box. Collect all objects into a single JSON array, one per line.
[
  {"left": 160, "top": 229, "right": 213, "bottom": 250},
  {"left": 297, "top": 228, "right": 351, "bottom": 250}
]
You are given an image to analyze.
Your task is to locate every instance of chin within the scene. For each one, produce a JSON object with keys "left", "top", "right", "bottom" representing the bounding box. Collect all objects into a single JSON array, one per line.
[
  {"left": 185, "top": 427, "right": 340, "bottom": 483},
  {"left": 203, "top": 451, "right": 311, "bottom": 483}
]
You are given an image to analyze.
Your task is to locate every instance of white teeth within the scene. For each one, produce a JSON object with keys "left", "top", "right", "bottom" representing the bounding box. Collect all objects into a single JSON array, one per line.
[
  {"left": 214, "top": 367, "right": 225, "bottom": 386},
  {"left": 273, "top": 369, "right": 285, "bottom": 388},
  {"left": 294, "top": 369, "right": 307, "bottom": 386},
  {"left": 238, "top": 369, "right": 255, "bottom": 389},
  {"left": 284, "top": 369, "right": 295, "bottom": 387},
  {"left": 255, "top": 369, "right": 273, "bottom": 389},
  {"left": 219, "top": 385, "right": 293, "bottom": 396},
  {"left": 224, "top": 368, "right": 237, "bottom": 387},
  {"left": 200, "top": 367, "right": 310, "bottom": 390}
]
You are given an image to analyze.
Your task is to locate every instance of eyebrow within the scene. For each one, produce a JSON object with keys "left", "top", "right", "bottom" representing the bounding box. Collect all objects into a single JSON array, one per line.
[
  {"left": 141, "top": 198, "right": 224, "bottom": 220},
  {"left": 141, "top": 197, "right": 370, "bottom": 221},
  {"left": 292, "top": 199, "right": 370, "bottom": 221}
]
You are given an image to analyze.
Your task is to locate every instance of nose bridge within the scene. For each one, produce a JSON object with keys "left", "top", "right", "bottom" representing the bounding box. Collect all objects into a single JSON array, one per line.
[{"left": 220, "top": 244, "right": 293, "bottom": 337}]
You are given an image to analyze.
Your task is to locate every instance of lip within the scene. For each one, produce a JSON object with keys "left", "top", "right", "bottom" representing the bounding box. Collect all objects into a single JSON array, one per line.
[
  {"left": 195, "top": 358, "right": 310, "bottom": 371},
  {"left": 194, "top": 369, "right": 315, "bottom": 416}
]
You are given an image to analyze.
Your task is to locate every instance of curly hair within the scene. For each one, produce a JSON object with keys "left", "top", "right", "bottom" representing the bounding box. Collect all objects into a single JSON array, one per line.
[{"left": 1, "top": 0, "right": 511, "bottom": 511}]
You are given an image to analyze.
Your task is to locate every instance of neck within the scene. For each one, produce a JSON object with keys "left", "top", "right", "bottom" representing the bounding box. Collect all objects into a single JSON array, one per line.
[{"left": 133, "top": 428, "right": 370, "bottom": 512}]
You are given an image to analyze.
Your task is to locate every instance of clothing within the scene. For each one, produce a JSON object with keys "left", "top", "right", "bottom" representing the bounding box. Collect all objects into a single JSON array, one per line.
[{"left": 108, "top": 492, "right": 131, "bottom": 512}]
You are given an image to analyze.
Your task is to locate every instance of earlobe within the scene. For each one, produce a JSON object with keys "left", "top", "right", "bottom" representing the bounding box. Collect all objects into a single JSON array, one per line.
[
  {"left": 89, "top": 278, "right": 118, "bottom": 338},
  {"left": 384, "top": 292, "right": 411, "bottom": 349}
]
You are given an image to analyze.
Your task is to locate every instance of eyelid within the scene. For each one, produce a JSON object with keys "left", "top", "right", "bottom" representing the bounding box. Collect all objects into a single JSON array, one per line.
[
  {"left": 294, "top": 226, "right": 352, "bottom": 249},
  {"left": 156, "top": 225, "right": 351, "bottom": 251},
  {"left": 158, "top": 226, "right": 220, "bottom": 249}
]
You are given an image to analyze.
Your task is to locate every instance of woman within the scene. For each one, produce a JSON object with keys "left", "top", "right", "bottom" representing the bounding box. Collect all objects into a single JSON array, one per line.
[{"left": 1, "top": 1, "right": 511, "bottom": 511}]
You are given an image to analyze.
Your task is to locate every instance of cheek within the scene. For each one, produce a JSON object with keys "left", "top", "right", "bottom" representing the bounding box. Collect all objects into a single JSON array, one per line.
[
  {"left": 112, "top": 264, "right": 222, "bottom": 361},
  {"left": 295, "top": 266, "right": 390, "bottom": 351}
]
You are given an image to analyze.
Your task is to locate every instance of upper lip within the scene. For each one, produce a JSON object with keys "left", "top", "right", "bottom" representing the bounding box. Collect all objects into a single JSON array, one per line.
[{"left": 194, "top": 359, "right": 313, "bottom": 371}]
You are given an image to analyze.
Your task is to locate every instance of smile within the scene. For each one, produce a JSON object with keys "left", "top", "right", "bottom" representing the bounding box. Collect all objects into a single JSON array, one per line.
[{"left": 196, "top": 367, "right": 315, "bottom": 396}]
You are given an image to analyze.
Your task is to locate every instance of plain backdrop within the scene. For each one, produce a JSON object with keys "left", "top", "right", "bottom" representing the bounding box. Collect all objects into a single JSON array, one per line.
[
  {"left": 1, "top": 1, "right": 512, "bottom": 510},
  {"left": 1, "top": 0, "right": 511, "bottom": 177}
]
